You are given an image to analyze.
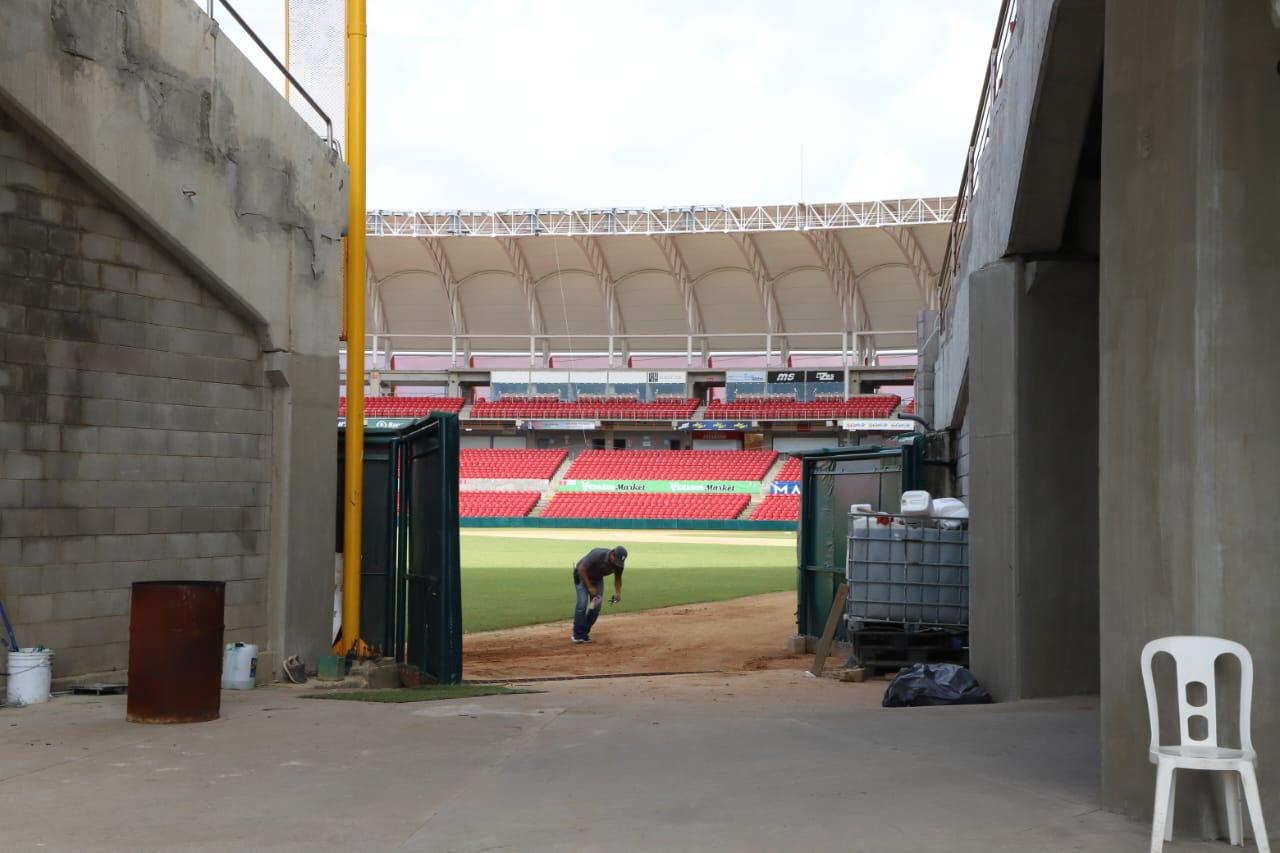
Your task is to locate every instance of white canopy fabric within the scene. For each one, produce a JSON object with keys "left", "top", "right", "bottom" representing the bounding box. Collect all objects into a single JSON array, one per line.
[{"left": 364, "top": 198, "right": 953, "bottom": 358}]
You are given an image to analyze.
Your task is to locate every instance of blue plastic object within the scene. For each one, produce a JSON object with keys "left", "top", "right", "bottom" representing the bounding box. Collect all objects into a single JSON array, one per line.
[{"left": 0, "top": 593, "right": 16, "bottom": 651}]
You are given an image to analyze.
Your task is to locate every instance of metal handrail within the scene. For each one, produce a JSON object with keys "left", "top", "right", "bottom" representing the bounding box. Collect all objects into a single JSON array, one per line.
[
  {"left": 937, "top": 0, "right": 1018, "bottom": 318},
  {"left": 204, "top": 0, "right": 338, "bottom": 152}
]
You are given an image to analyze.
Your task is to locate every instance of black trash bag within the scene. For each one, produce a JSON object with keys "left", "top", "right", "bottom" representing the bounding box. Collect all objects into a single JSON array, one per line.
[{"left": 881, "top": 663, "right": 993, "bottom": 708}]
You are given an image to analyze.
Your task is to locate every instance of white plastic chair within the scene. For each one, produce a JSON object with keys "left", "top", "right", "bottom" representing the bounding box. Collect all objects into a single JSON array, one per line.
[{"left": 1142, "top": 636, "right": 1270, "bottom": 852}]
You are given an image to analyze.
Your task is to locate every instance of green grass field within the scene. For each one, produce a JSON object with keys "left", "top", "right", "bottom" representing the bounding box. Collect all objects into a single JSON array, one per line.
[{"left": 461, "top": 530, "right": 796, "bottom": 633}]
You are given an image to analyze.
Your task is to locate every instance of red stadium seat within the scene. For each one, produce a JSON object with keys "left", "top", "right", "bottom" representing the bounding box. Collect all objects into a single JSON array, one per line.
[
  {"left": 750, "top": 494, "right": 800, "bottom": 521},
  {"left": 338, "top": 396, "right": 464, "bottom": 418},
  {"left": 542, "top": 493, "right": 748, "bottom": 520},
  {"left": 459, "top": 491, "right": 540, "bottom": 518},
  {"left": 563, "top": 450, "right": 776, "bottom": 482},
  {"left": 703, "top": 394, "right": 901, "bottom": 421},
  {"left": 459, "top": 449, "right": 567, "bottom": 480},
  {"left": 774, "top": 457, "right": 801, "bottom": 481},
  {"left": 469, "top": 397, "right": 698, "bottom": 421}
]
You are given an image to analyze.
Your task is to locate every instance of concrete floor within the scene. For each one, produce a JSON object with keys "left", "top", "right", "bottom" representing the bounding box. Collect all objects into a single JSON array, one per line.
[{"left": 0, "top": 671, "right": 1231, "bottom": 852}]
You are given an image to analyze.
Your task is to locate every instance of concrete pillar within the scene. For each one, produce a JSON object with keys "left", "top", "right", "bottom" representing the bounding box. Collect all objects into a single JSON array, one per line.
[
  {"left": 1099, "top": 1, "right": 1280, "bottom": 831},
  {"left": 968, "top": 258, "right": 1099, "bottom": 702}
]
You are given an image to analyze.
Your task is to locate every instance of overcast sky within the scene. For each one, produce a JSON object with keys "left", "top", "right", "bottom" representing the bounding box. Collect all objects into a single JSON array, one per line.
[{"left": 219, "top": 0, "right": 999, "bottom": 211}]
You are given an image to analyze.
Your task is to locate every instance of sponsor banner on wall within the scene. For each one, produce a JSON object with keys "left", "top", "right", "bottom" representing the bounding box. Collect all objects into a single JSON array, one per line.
[
  {"left": 645, "top": 370, "right": 686, "bottom": 384},
  {"left": 337, "top": 417, "right": 418, "bottom": 429},
  {"left": 676, "top": 419, "right": 753, "bottom": 431},
  {"left": 766, "top": 369, "right": 843, "bottom": 384},
  {"left": 558, "top": 480, "right": 763, "bottom": 494},
  {"left": 768, "top": 481, "right": 801, "bottom": 495},
  {"left": 840, "top": 419, "right": 916, "bottom": 432},
  {"left": 726, "top": 370, "right": 766, "bottom": 383},
  {"left": 516, "top": 419, "right": 599, "bottom": 430}
]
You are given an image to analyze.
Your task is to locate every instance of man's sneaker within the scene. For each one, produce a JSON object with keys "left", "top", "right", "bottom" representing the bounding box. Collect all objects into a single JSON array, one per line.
[{"left": 571, "top": 636, "right": 592, "bottom": 644}]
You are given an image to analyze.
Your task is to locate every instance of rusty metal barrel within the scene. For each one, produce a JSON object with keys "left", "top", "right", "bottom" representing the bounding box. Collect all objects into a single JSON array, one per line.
[{"left": 127, "top": 581, "right": 225, "bottom": 724}]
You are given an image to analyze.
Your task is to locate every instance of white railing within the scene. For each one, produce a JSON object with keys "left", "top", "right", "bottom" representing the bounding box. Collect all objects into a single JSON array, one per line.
[{"left": 367, "top": 198, "right": 955, "bottom": 238}]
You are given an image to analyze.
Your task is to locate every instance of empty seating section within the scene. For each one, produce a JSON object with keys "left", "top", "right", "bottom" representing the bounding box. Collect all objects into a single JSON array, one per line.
[
  {"left": 338, "top": 396, "right": 464, "bottom": 417},
  {"left": 751, "top": 494, "right": 800, "bottom": 521},
  {"left": 458, "top": 491, "right": 540, "bottom": 518},
  {"left": 774, "top": 457, "right": 801, "bottom": 481},
  {"left": 542, "top": 493, "right": 748, "bottom": 520},
  {"left": 564, "top": 450, "right": 777, "bottom": 482},
  {"left": 704, "top": 394, "right": 900, "bottom": 420},
  {"left": 459, "top": 449, "right": 567, "bottom": 480},
  {"left": 470, "top": 396, "right": 698, "bottom": 420}
]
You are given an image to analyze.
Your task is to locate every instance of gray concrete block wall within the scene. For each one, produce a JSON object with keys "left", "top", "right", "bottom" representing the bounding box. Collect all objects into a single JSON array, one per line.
[{"left": 0, "top": 108, "right": 271, "bottom": 678}]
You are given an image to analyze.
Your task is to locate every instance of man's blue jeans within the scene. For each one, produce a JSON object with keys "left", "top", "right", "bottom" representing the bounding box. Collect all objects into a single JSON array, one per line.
[{"left": 573, "top": 579, "right": 601, "bottom": 640}]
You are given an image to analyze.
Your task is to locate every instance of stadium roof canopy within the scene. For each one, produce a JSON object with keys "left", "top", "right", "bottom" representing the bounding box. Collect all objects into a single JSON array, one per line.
[{"left": 362, "top": 197, "right": 954, "bottom": 361}]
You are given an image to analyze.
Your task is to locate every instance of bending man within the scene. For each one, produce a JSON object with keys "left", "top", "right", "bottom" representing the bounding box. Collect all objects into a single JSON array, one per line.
[{"left": 572, "top": 545, "right": 627, "bottom": 644}]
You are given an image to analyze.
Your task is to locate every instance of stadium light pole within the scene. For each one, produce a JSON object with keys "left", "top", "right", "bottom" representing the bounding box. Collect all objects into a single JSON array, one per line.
[{"left": 338, "top": 0, "right": 369, "bottom": 658}]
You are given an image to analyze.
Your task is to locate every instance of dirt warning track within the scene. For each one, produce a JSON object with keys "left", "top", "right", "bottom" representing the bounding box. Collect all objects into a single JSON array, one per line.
[{"left": 464, "top": 591, "right": 808, "bottom": 680}]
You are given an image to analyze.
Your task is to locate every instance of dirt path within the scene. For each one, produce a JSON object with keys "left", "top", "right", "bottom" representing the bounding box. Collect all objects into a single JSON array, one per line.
[{"left": 464, "top": 592, "right": 809, "bottom": 680}]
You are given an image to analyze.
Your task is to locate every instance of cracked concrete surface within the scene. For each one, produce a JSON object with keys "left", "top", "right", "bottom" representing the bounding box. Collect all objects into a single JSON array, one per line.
[{"left": 0, "top": 672, "right": 1228, "bottom": 851}]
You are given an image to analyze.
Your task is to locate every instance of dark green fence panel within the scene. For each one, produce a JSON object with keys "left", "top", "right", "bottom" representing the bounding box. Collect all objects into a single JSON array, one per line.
[
  {"left": 336, "top": 430, "right": 400, "bottom": 655},
  {"left": 399, "top": 415, "right": 462, "bottom": 685},
  {"left": 793, "top": 445, "right": 919, "bottom": 641},
  {"left": 337, "top": 416, "right": 462, "bottom": 682}
]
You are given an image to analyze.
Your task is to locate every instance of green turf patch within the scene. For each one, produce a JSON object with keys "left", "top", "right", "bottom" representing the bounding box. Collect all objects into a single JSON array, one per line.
[
  {"left": 302, "top": 684, "right": 540, "bottom": 703},
  {"left": 461, "top": 532, "right": 795, "bottom": 633}
]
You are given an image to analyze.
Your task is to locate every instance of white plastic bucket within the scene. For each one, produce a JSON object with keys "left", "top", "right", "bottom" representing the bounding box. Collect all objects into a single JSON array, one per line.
[
  {"left": 221, "top": 643, "right": 259, "bottom": 690},
  {"left": 6, "top": 648, "right": 54, "bottom": 706}
]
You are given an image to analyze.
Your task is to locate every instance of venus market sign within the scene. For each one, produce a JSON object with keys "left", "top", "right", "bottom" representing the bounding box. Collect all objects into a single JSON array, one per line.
[
  {"left": 558, "top": 480, "right": 763, "bottom": 495},
  {"left": 840, "top": 419, "right": 917, "bottom": 432}
]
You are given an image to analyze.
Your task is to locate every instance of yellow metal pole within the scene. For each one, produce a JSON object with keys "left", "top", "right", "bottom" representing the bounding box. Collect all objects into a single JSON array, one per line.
[{"left": 337, "top": 0, "right": 368, "bottom": 658}]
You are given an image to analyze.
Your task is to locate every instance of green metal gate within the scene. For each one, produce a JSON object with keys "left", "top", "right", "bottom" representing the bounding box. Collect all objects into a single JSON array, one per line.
[
  {"left": 397, "top": 415, "right": 462, "bottom": 685},
  {"left": 336, "top": 413, "right": 462, "bottom": 684},
  {"left": 794, "top": 443, "right": 924, "bottom": 642}
]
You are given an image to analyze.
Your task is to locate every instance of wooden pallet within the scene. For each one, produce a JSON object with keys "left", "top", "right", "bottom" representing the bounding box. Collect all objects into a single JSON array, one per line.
[{"left": 849, "top": 624, "right": 968, "bottom": 675}]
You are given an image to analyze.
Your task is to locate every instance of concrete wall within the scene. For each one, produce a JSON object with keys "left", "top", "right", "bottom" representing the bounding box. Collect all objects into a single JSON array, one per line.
[
  {"left": 1099, "top": 1, "right": 1280, "bottom": 832},
  {"left": 0, "top": 107, "right": 271, "bottom": 674},
  {"left": 0, "top": 0, "right": 346, "bottom": 679},
  {"left": 933, "top": 0, "right": 1053, "bottom": 429},
  {"left": 969, "top": 259, "right": 1099, "bottom": 701}
]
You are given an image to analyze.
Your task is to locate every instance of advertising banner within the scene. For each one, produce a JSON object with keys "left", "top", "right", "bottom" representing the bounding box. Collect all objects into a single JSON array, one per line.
[
  {"left": 558, "top": 480, "right": 763, "bottom": 494},
  {"left": 337, "top": 418, "right": 418, "bottom": 429},
  {"left": 766, "top": 369, "right": 843, "bottom": 384},
  {"left": 676, "top": 419, "right": 753, "bottom": 431},
  {"left": 841, "top": 419, "right": 916, "bottom": 432},
  {"left": 516, "top": 419, "right": 599, "bottom": 430},
  {"left": 726, "top": 370, "right": 766, "bottom": 383},
  {"left": 768, "top": 481, "right": 801, "bottom": 495}
]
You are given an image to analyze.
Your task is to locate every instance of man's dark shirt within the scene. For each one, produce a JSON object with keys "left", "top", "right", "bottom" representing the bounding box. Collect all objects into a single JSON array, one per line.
[{"left": 575, "top": 547, "right": 623, "bottom": 585}]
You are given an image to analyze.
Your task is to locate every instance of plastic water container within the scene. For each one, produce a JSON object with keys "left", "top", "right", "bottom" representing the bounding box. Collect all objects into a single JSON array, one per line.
[
  {"left": 900, "top": 490, "right": 933, "bottom": 516},
  {"left": 6, "top": 647, "right": 54, "bottom": 706},
  {"left": 221, "top": 643, "right": 258, "bottom": 690},
  {"left": 931, "top": 497, "right": 969, "bottom": 529}
]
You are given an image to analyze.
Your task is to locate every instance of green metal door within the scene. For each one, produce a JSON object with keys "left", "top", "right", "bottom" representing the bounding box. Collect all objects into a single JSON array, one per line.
[
  {"left": 336, "top": 429, "right": 399, "bottom": 655},
  {"left": 397, "top": 414, "right": 462, "bottom": 684},
  {"left": 794, "top": 446, "right": 908, "bottom": 641}
]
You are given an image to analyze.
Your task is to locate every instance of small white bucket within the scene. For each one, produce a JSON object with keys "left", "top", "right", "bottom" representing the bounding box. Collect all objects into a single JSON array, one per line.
[
  {"left": 221, "top": 643, "right": 259, "bottom": 690},
  {"left": 6, "top": 648, "right": 54, "bottom": 706}
]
